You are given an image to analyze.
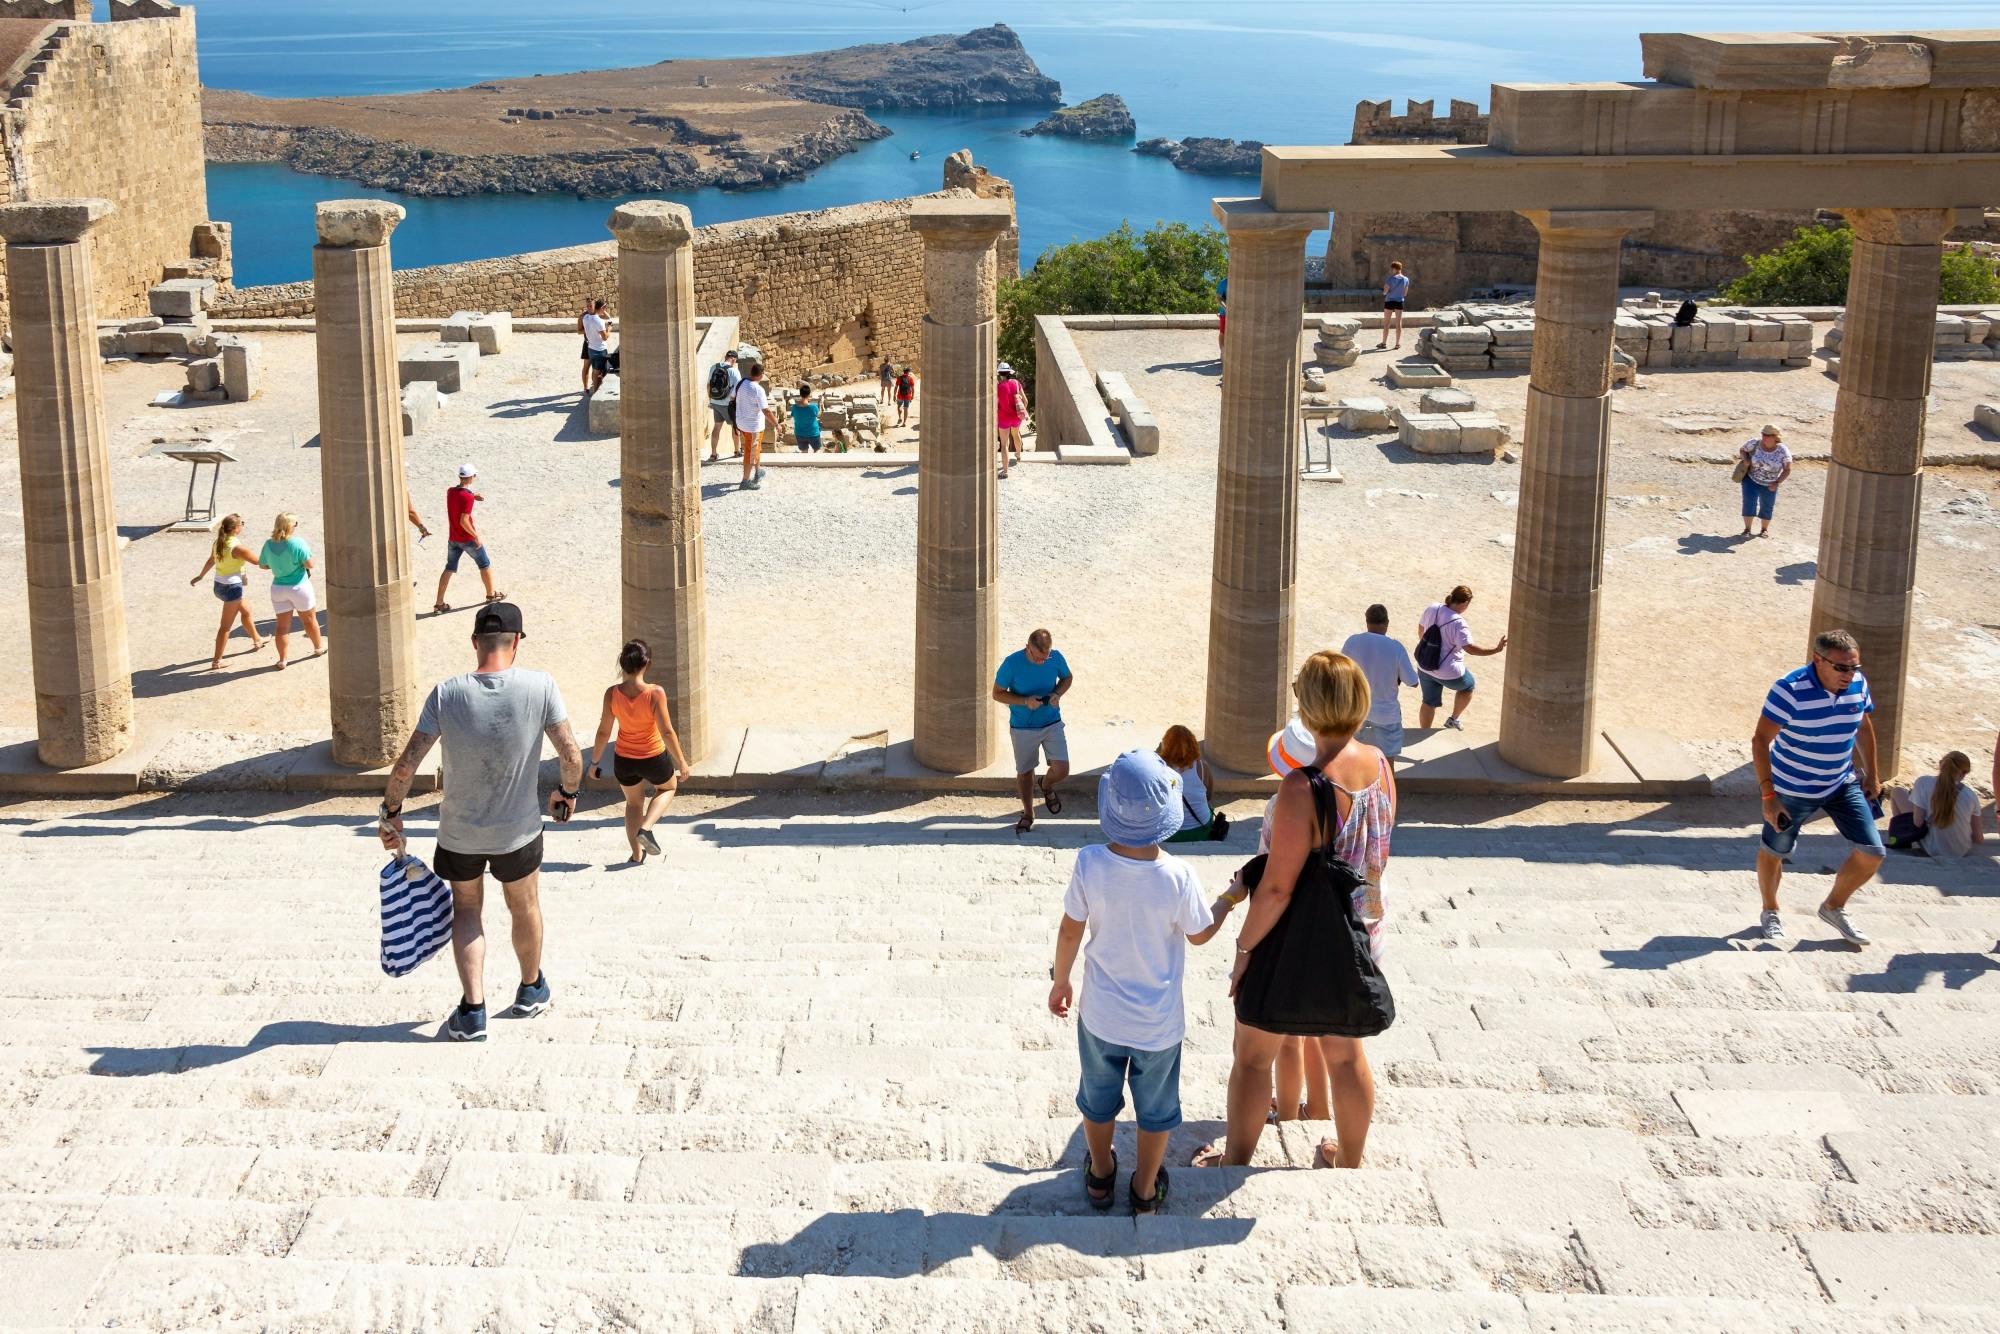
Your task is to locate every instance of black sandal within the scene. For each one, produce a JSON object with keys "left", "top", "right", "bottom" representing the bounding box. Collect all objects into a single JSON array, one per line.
[
  {"left": 1014, "top": 812, "right": 1034, "bottom": 837},
  {"left": 1042, "top": 782, "right": 1063, "bottom": 816},
  {"left": 1130, "top": 1167, "right": 1168, "bottom": 1215},
  {"left": 1083, "top": 1151, "right": 1116, "bottom": 1210}
]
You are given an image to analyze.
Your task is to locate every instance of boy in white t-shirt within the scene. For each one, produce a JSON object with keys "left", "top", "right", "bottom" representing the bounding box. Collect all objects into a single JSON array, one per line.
[{"left": 1048, "top": 749, "right": 1236, "bottom": 1214}]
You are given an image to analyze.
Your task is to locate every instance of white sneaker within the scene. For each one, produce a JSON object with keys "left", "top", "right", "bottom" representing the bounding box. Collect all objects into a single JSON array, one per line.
[
  {"left": 1817, "top": 903, "right": 1870, "bottom": 948},
  {"left": 1760, "top": 910, "right": 1786, "bottom": 943}
]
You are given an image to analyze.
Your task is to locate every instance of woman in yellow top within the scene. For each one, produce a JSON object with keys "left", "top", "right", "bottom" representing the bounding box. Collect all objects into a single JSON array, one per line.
[
  {"left": 188, "top": 512, "right": 265, "bottom": 671},
  {"left": 590, "top": 638, "right": 691, "bottom": 864}
]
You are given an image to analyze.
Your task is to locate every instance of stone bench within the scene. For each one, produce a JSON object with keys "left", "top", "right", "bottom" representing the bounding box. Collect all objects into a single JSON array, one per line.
[
  {"left": 587, "top": 374, "right": 621, "bottom": 436},
  {"left": 397, "top": 343, "right": 479, "bottom": 394},
  {"left": 1096, "top": 369, "right": 1159, "bottom": 456}
]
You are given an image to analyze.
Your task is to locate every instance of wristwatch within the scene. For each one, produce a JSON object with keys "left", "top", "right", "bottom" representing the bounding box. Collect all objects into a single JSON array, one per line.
[
  {"left": 378, "top": 799, "right": 401, "bottom": 820},
  {"left": 555, "top": 786, "right": 578, "bottom": 802}
]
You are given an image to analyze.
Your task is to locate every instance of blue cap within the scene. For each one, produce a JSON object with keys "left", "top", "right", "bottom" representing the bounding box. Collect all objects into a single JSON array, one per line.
[{"left": 1097, "top": 749, "right": 1186, "bottom": 847}]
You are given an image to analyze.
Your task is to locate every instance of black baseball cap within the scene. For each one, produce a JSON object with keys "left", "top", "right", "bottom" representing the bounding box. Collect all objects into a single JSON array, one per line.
[{"left": 472, "top": 602, "right": 525, "bottom": 638}]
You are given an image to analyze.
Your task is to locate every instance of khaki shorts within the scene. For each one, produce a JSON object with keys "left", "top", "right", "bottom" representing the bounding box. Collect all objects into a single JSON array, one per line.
[{"left": 1010, "top": 721, "right": 1068, "bottom": 774}]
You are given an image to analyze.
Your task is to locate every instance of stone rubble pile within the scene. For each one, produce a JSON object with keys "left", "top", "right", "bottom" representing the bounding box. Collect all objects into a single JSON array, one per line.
[
  {"left": 776, "top": 389, "right": 884, "bottom": 451},
  {"left": 94, "top": 278, "right": 261, "bottom": 403},
  {"left": 1391, "top": 382, "right": 1510, "bottom": 455},
  {"left": 1822, "top": 310, "right": 1999, "bottom": 373},
  {"left": 1413, "top": 298, "right": 1818, "bottom": 372},
  {"left": 1311, "top": 315, "right": 1360, "bottom": 368}
]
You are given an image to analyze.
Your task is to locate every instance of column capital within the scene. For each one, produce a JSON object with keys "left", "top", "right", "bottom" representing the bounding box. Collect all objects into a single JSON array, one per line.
[
  {"left": 1518, "top": 208, "right": 1655, "bottom": 240},
  {"left": 909, "top": 197, "right": 1014, "bottom": 247},
  {"left": 0, "top": 198, "right": 113, "bottom": 245},
  {"left": 315, "top": 199, "right": 406, "bottom": 249},
  {"left": 1838, "top": 206, "right": 1957, "bottom": 246},
  {"left": 608, "top": 200, "right": 695, "bottom": 251},
  {"left": 1212, "top": 197, "right": 1326, "bottom": 241}
]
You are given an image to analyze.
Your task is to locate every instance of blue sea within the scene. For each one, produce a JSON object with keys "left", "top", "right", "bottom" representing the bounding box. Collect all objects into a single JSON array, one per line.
[{"left": 175, "top": 0, "right": 1991, "bottom": 286}]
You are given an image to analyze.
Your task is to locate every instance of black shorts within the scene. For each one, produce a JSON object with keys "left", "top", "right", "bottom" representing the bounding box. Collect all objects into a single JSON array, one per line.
[
  {"left": 613, "top": 751, "right": 676, "bottom": 788},
  {"left": 580, "top": 338, "right": 590, "bottom": 361},
  {"left": 1383, "top": 300, "right": 1406, "bottom": 311},
  {"left": 433, "top": 833, "right": 543, "bottom": 884}
]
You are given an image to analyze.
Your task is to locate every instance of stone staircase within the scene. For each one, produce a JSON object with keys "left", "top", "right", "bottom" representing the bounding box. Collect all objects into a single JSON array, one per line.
[{"left": 1, "top": 799, "right": 1997, "bottom": 1330}]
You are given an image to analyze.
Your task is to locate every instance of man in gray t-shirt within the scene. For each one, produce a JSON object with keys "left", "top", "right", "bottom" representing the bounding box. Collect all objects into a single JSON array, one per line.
[{"left": 380, "top": 602, "right": 583, "bottom": 1042}]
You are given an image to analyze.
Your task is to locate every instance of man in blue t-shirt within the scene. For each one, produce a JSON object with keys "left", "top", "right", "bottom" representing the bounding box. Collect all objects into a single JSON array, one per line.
[
  {"left": 1750, "top": 627, "right": 1884, "bottom": 948},
  {"left": 993, "top": 628, "right": 1073, "bottom": 836}
]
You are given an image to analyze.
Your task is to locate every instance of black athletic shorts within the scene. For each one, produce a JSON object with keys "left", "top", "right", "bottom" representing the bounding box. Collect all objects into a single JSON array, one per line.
[
  {"left": 613, "top": 751, "right": 676, "bottom": 788},
  {"left": 433, "top": 833, "right": 544, "bottom": 884},
  {"left": 1383, "top": 300, "right": 1406, "bottom": 311}
]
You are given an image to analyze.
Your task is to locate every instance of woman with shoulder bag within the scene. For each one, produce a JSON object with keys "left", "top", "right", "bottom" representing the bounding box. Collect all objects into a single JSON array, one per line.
[
  {"left": 1736, "top": 423, "right": 1791, "bottom": 538},
  {"left": 1192, "top": 650, "right": 1397, "bottom": 1172}
]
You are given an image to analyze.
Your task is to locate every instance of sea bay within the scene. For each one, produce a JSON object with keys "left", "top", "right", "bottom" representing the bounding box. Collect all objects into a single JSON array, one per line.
[{"left": 190, "top": 0, "right": 1989, "bottom": 285}]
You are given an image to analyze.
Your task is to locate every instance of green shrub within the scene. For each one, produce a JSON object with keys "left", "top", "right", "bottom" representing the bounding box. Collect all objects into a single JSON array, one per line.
[
  {"left": 997, "top": 221, "right": 1227, "bottom": 394},
  {"left": 1716, "top": 223, "right": 2000, "bottom": 306}
]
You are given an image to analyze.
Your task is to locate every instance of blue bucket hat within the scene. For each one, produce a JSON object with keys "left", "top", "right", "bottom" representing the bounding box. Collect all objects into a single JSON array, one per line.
[{"left": 1098, "top": 749, "right": 1186, "bottom": 847}]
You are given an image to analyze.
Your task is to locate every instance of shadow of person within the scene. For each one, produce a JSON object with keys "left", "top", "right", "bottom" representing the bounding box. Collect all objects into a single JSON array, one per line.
[
  {"left": 1676, "top": 533, "right": 1746, "bottom": 556},
  {"left": 1847, "top": 951, "right": 2000, "bottom": 993},
  {"left": 89, "top": 1018, "right": 432, "bottom": 1075},
  {"left": 1773, "top": 560, "right": 1816, "bottom": 586}
]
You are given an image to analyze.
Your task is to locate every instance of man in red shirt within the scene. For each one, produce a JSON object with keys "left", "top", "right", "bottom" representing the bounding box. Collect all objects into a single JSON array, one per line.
[{"left": 433, "top": 462, "right": 502, "bottom": 614}]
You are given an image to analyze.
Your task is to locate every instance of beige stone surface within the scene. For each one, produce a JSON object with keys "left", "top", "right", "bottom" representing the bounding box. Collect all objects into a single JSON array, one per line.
[{"left": 312, "top": 199, "right": 405, "bottom": 249}]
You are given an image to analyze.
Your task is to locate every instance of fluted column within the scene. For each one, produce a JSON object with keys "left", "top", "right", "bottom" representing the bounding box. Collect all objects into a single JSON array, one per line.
[
  {"left": 1810, "top": 207, "right": 1954, "bottom": 777},
  {"left": 1499, "top": 209, "right": 1653, "bottom": 778},
  {"left": 0, "top": 199, "right": 132, "bottom": 767},
  {"left": 911, "top": 196, "right": 1014, "bottom": 772},
  {"left": 1204, "top": 198, "right": 1324, "bottom": 773},
  {"left": 314, "top": 200, "right": 417, "bottom": 767},
  {"left": 609, "top": 201, "right": 709, "bottom": 762}
]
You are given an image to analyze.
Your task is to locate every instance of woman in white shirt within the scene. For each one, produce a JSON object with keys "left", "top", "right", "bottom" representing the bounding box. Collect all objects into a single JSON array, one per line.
[
  {"left": 1737, "top": 424, "right": 1792, "bottom": 539},
  {"left": 1886, "top": 751, "right": 1985, "bottom": 858}
]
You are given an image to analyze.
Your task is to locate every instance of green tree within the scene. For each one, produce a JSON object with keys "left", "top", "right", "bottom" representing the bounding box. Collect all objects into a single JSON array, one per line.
[
  {"left": 998, "top": 221, "right": 1227, "bottom": 393},
  {"left": 1716, "top": 223, "right": 2000, "bottom": 306}
]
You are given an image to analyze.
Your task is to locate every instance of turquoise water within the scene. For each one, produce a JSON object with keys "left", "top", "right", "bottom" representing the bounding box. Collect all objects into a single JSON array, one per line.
[{"left": 191, "top": 0, "right": 1990, "bottom": 285}]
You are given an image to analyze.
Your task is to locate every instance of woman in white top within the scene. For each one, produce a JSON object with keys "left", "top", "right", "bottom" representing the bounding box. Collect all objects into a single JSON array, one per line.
[
  {"left": 1737, "top": 424, "right": 1792, "bottom": 539},
  {"left": 1886, "top": 751, "right": 1985, "bottom": 857},
  {"left": 1157, "top": 725, "right": 1217, "bottom": 843},
  {"left": 1415, "top": 585, "right": 1507, "bottom": 731}
]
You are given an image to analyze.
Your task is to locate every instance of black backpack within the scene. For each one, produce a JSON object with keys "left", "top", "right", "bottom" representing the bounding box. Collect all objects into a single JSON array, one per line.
[
  {"left": 707, "top": 362, "right": 732, "bottom": 400},
  {"left": 1231, "top": 769, "right": 1394, "bottom": 1038},
  {"left": 1673, "top": 299, "right": 1698, "bottom": 327},
  {"left": 1415, "top": 618, "right": 1443, "bottom": 672}
]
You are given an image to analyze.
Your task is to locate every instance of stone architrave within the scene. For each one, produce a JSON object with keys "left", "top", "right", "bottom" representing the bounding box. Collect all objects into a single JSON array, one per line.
[
  {"left": 313, "top": 199, "right": 419, "bottom": 768},
  {"left": 1809, "top": 207, "right": 1955, "bottom": 776},
  {"left": 910, "top": 196, "right": 1014, "bottom": 773},
  {"left": 0, "top": 199, "right": 133, "bottom": 768},
  {"left": 608, "top": 201, "right": 709, "bottom": 763},
  {"left": 1203, "top": 198, "right": 1326, "bottom": 774},
  {"left": 1499, "top": 209, "right": 1654, "bottom": 778}
]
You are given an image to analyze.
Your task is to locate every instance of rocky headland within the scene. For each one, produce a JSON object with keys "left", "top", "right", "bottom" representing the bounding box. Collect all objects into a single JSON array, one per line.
[
  {"left": 1022, "top": 93, "right": 1135, "bottom": 140},
  {"left": 203, "top": 25, "right": 1059, "bottom": 198},
  {"left": 1133, "top": 136, "right": 1265, "bottom": 176}
]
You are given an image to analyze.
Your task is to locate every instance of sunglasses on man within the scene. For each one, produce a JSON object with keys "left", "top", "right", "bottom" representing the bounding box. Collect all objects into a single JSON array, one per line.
[{"left": 1816, "top": 655, "right": 1860, "bottom": 674}]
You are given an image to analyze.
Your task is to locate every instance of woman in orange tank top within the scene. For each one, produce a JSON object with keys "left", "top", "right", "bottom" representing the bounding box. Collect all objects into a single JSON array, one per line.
[{"left": 589, "top": 638, "right": 691, "bottom": 864}]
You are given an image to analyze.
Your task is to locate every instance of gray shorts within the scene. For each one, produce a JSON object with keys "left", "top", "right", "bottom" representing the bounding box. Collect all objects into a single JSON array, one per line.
[
  {"left": 709, "top": 403, "right": 730, "bottom": 424},
  {"left": 1357, "top": 718, "right": 1403, "bottom": 758},
  {"left": 1010, "top": 721, "right": 1068, "bottom": 774}
]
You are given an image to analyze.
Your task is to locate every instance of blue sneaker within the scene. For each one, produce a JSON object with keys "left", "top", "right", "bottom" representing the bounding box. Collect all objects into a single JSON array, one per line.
[
  {"left": 443, "top": 1003, "right": 487, "bottom": 1042},
  {"left": 499, "top": 974, "right": 551, "bottom": 1019}
]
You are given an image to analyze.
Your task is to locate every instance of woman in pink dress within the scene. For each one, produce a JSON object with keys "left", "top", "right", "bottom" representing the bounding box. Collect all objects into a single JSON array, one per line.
[{"left": 996, "top": 362, "right": 1030, "bottom": 478}]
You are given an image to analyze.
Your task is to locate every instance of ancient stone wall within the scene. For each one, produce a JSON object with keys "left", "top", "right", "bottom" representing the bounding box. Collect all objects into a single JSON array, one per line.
[
  {"left": 214, "top": 181, "right": 1020, "bottom": 385},
  {"left": 1350, "top": 97, "right": 1488, "bottom": 146},
  {"left": 0, "top": 4, "right": 214, "bottom": 333}
]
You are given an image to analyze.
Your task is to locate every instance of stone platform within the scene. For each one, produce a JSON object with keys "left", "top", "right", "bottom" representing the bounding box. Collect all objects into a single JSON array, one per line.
[{"left": 0, "top": 794, "right": 1995, "bottom": 1329}]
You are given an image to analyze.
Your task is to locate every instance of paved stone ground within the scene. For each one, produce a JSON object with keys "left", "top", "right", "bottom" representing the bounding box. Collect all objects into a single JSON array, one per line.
[{"left": 1, "top": 791, "right": 1997, "bottom": 1330}]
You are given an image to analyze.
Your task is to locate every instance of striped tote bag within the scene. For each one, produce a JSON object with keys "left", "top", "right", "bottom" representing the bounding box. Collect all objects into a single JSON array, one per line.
[{"left": 379, "top": 855, "right": 454, "bottom": 978}]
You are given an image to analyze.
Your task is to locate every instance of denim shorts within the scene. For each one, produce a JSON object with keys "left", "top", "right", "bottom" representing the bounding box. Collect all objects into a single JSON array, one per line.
[
  {"left": 1076, "top": 1023, "right": 1183, "bottom": 1133},
  {"left": 1357, "top": 718, "right": 1403, "bottom": 757},
  {"left": 1760, "top": 778, "right": 1885, "bottom": 857},
  {"left": 1420, "top": 669, "right": 1475, "bottom": 709},
  {"left": 211, "top": 580, "right": 244, "bottom": 604},
  {"left": 1741, "top": 476, "right": 1778, "bottom": 520},
  {"left": 446, "top": 540, "right": 490, "bottom": 572}
]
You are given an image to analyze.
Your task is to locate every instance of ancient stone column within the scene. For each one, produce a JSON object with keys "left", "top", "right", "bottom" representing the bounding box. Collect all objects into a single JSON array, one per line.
[
  {"left": 1499, "top": 209, "right": 1653, "bottom": 778},
  {"left": 314, "top": 200, "right": 418, "bottom": 767},
  {"left": 609, "top": 201, "right": 709, "bottom": 763},
  {"left": 0, "top": 199, "right": 133, "bottom": 768},
  {"left": 1204, "top": 198, "right": 1325, "bottom": 774},
  {"left": 1810, "top": 207, "right": 1955, "bottom": 777},
  {"left": 910, "top": 197, "right": 1014, "bottom": 772}
]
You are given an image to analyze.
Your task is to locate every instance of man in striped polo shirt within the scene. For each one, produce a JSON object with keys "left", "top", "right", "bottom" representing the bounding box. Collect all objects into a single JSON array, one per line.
[{"left": 1750, "top": 628, "right": 1885, "bottom": 947}]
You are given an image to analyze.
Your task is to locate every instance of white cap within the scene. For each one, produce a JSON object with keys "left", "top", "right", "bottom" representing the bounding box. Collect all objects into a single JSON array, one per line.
[{"left": 457, "top": 463, "right": 477, "bottom": 479}]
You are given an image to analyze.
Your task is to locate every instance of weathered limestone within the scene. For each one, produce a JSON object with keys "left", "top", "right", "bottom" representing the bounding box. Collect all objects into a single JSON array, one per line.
[
  {"left": 1204, "top": 198, "right": 1326, "bottom": 773},
  {"left": 609, "top": 200, "right": 709, "bottom": 764},
  {"left": 313, "top": 198, "right": 418, "bottom": 768},
  {"left": 588, "top": 373, "right": 622, "bottom": 435},
  {"left": 910, "top": 196, "right": 1014, "bottom": 773},
  {"left": 399, "top": 382, "right": 436, "bottom": 436},
  {"left": 397, "top": 342, "right": 478, "bottom": 394},
  {"left": 0, "top": 198, "right": 133, "bottom": 767},
  {"left": 1809, "top": 208, "right": 1956, "bottom": 774},
  {"left": 1500, "top": 209, "right": 1654, "bottom": 778}
]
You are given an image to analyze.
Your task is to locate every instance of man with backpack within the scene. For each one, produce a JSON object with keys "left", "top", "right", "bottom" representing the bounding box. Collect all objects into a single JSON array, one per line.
[
  {"left": 894, "top": 365, "right": 918, "bottom": 428},
  {"left": 1414, "top": 585, "right": 1506, "bottom": 731},
  {"left": 705, "top": 349, "right": 740, "bottom": 463}
]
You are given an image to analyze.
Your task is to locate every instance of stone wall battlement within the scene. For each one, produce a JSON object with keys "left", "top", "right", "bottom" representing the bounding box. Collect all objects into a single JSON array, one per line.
[{"left": 1351, "top": 97, "right": 1488, "bottom": 146}]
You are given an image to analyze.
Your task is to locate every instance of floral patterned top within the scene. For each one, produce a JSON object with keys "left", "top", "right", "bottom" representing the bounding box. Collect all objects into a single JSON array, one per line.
[{"left": 1326, "top": 756, "right": 1394, "bottom": 964}]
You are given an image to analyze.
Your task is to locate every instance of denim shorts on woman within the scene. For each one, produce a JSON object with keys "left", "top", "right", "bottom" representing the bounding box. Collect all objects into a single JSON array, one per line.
[
  {"left": 211, "top": 580, "right": 244, "bottom": 604},
  {"left": 1419, "top": 669, "right": 1475, "bottom": 709},
  {"left": 1075, "top": 1023, "right": 1183, "bottom": 1133}
]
